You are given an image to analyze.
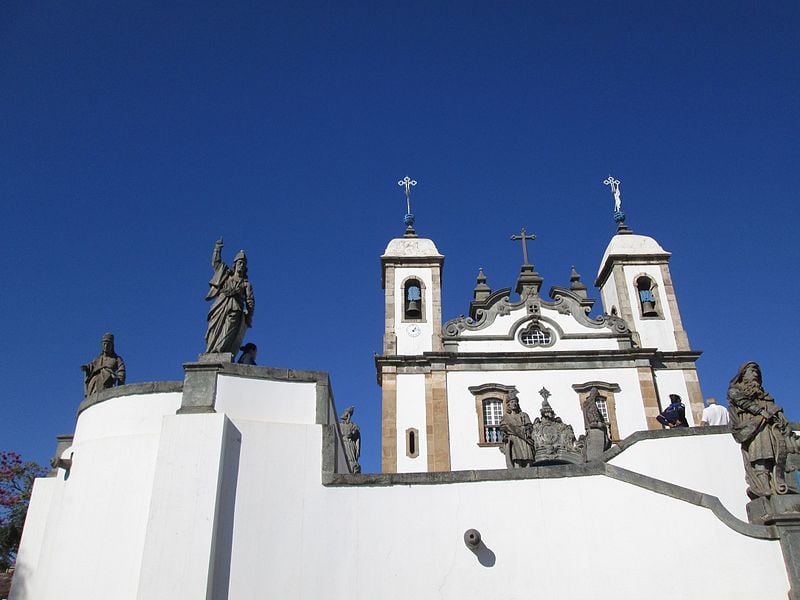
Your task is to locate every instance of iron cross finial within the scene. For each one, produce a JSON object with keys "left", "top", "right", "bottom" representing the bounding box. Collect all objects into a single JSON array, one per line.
[
  {"left": 604, "top": 176, "right": 622, "bottom": 213},
  {"left": 539, "top": 387, "right": 551, "bottom": 401},
  {"left": 510, "top": 227, "right": 537, "bottom": 266},
  {"left": 398, "top": 176, "right": 417, "bottom": 215}
]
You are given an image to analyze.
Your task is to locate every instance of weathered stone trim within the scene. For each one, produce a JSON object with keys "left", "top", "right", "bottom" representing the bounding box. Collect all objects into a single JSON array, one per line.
[
  {"left": 376, "top": 350, "right": 702, "bottom": 375},
  {"left": 383, "top": 265, "right": 397, "bottom": 354},
  {"left": 381, "top": 370, "right": 398, "bottom": 473},
  {"left": 659, "top": 262, "right": 690, "bottom": 351},
  {"left": 77, "top": 381, "right": 183, "bottom": 415},
  {"left": 683, "top": 367, "right": 705, "bottom": 425},
  {"left": 637, "top": 366, "right": 663, "bottom": 430},
  {"left": 595, "top": 253, "right": 672, "bottom": 289},
  {"left": 425, "top": 369, "right": 451, "bottom": 471}
]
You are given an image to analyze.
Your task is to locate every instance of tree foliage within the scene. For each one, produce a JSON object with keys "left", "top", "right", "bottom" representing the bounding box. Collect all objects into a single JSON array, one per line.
[{"left": 0, "top": 452, "right": 47, "bottom": 570}]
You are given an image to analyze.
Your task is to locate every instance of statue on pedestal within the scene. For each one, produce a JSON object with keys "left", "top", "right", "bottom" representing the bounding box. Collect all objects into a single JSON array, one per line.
[
  {"left": 582, "top": 387, "right": 611, "bottom": 460},
  {"left": 728, "top": 362, "right": 799, "bottom": 498},
  {"left": 205, "top": 238, "right": 255, "bottom": 355},
  {"left": 81, "top": 333, "right": 126, "bottom": 396},
  {"left": 339, "top": 406, "right": 361, "bottom": 473},
  {"left": 499, "top": 391, "right": 535, "bottom": 468},
  {"left": 531, "top": 399, "right": 580, "bottom": 462}
]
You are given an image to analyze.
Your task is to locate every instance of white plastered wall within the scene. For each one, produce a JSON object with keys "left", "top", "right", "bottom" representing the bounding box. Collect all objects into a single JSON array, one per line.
[
  {"left": 395, "top": 373, "right": 427, "bottom": 472},
  {"left": 446, "top": 368, "right": 646, "bottom": 471},
  {"left": 609, "top": 433, "right": 750, "bottom": 520},
  {"left": 14, "top": 382, "right": 791, "bottom": 600},
  {"left": 13, "top": 392, "right": 182, "bottom": 600}
]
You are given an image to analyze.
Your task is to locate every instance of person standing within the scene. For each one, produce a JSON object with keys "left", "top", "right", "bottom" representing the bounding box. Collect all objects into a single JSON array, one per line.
[{"left": 700, "top": 397, "right": 730, "bottom": 426}]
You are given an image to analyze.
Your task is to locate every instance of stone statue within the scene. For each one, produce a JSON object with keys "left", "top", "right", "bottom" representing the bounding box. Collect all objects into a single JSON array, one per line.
[
  {"left": 81, "top": 333, "right": 126, "bottom": 397},
  {"left": 582, "top": 387, "right": 611, "bottom": 460},
  {"left": 205, "top": 238, "right": 255, "bottom": 355},
  {"left": 530, "top": 399, "right": 580, "bottom": 463},
  {"left": 728, "top": 362, "right": 799, "bottom": 498},
  {"left": 339, "top": 406, "right": 361, "bottom": 474},
  {"left": 499, "top": 391, "right": 535, "bottom": 468}
]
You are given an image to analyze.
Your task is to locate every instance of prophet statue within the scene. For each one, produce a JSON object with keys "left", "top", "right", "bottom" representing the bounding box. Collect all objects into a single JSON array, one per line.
[
  {"left": 81, "top": 333, "right": 126, "bottom": 396},
  {"left": 727, "top": 362, "right": 799, "bottom": 498},
  {"left": 339, "top": 406, "right": 361, "bottom": 473},
  {"left": 499, "top": 391, "right": 535, "bottom": 468},
  {"left": 205, "top": 238, "right": 255, "bottom": 355}
]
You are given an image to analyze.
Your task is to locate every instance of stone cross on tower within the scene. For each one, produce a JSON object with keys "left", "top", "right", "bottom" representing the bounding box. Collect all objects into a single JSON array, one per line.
[{"left": 510, "top": 228, "right": 537, "bottom": 266}]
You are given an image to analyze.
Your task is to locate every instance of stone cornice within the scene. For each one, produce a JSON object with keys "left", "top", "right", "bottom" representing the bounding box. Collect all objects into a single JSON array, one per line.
[{"left": 595, "top": 253, "right": 672, "bottom": 288}]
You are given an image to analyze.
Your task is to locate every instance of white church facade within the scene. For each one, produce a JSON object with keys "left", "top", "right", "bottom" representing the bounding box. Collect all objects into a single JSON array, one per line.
[
  {"left": 379, "top": 213, "right": 703, "bottom": 473},
  {"left": 10, "top": 186, "right": 800, "bottom": 600}
]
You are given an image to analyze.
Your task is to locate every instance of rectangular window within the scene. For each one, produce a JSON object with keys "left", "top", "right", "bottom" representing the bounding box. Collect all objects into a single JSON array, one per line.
[{"left": 483, "top": 399, "right": 503, "bottom": 443}]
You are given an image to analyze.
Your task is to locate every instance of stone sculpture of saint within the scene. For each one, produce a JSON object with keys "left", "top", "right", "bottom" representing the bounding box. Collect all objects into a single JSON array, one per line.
[
  {"left": 339, "top": 406, "right": 361, "bottom": 474},
  {"left": 81, "top": 333, "right": 126, "bottom": 397},
  {"left": 531, "top": 400, "right": 578, "bottom": 457},
  {"left": 582, "top": 387, "right": 611, "bottom": 460},
  {"left": 499, "top": 392, "right": 535, "bottom": 468},
  {"left": 727, "top": 362, "right": 799, "bottom": 498},
  {"left": 205, "top": 238, "right": 255, "bottom": 355}
]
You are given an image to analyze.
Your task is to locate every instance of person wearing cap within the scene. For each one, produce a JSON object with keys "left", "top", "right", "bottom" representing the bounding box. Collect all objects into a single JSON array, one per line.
[
  {"left": 81, "top": 333, "right": 126, "bottom": 396},
  {"left": 700, "top": 397, "right": 730, "bottom": 427},
  {"left": 656, "top": 394, "right": 689, "bottom": 428},
  {"left": 205, "top": 238, "right": 255, "bottom": 355},
  {"left": 237, "top": 343, "right": 258, "bottom": 365}
]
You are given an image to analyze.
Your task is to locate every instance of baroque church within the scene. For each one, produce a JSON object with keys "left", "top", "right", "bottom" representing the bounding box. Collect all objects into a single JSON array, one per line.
[
  {"left": 379, "top": 181, "right": 702, "bottom": 473},
  {"left": 10, "top": 180, "right": 800, "bottom": 600}
]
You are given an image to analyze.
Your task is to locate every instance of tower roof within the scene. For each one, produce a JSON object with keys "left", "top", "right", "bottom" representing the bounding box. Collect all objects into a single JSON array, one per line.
[
  {"left": 382, "top": 237, "right": 443, "bottom": 259},
  {"left": 596, "top": 232, "right": 671, "bottom": 284}
]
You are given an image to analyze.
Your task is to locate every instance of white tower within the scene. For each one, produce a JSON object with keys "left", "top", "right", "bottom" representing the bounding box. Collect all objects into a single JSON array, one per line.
[
  {"left": 378, "top": 178, "right": 448, "bottom": 473},
  {"left": 595, "top": 178, "right": 704, "bottom": 423}
]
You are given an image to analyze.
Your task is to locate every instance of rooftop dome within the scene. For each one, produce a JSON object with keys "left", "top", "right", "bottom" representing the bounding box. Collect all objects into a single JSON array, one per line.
[{"left": 382, "top": 237, "right": 443, "bottom": 259}]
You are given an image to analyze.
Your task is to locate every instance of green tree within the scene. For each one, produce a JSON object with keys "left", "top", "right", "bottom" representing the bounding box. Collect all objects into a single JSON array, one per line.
[{"left": 0, "top": 452, "right": 47, "bottom": 570}]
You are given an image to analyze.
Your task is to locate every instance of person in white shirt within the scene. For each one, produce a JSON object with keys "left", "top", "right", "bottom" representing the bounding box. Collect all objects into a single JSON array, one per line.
[{"left": 701, "top": 397, "right": 730, "bottom": 426}]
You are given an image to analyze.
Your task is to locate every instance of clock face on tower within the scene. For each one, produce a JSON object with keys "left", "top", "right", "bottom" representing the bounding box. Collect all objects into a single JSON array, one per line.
[{"left": 406, "top": 324, "right": 422, "bottom": 337}]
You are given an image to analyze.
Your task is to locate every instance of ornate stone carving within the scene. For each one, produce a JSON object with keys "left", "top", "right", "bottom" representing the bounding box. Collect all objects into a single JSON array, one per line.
[
  {"left": 81, "top": 333, "right": 126, "bottom": 397},
  {"left": 205, "top": 238, "right": 255, "bottom": 355},
  {"left": 728, "top": 362, "right": 799, "bottom": 498},
  {"left": 530, "top": 399, "right": 582, "bottom": 464},
  {"left": 339, "top": 406, "right": 361, "bottom": 474}
]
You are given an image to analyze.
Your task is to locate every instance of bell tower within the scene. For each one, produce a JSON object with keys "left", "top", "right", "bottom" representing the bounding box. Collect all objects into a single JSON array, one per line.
[
  {"left": 378, "top": 178, "right": 447, "bottom": 473},
  {"left": 595, "top": 177, "right": 703, "bottom": 424}
]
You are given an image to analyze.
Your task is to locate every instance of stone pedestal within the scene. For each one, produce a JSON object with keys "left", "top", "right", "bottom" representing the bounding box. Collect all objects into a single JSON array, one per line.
[
  {"left": 177, "top": 354, "right": 233, "bottom": 414},
  {"left": 747, "top": 495, "right": 800, "bottom": 600}
]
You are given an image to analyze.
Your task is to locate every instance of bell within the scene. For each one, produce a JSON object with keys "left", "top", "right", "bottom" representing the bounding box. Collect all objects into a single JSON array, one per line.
[
  {"left": 642, "top": 300, "right": 657, "bottom": 317},
  {"left": 406, "top": 300, "right": 421, "bottom": 317}
]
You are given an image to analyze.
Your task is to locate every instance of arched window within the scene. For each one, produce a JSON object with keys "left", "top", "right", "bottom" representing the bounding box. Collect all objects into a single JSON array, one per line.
[
  {"left": 635, "top": 275, "right": 660, "bottom": 317},
  {"left": 403, "top": 278, "right": 423, "bottom": 320}
]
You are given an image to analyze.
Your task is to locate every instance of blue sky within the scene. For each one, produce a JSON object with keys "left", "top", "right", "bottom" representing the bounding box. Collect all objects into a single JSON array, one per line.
[{"left": 1, "top": 1, "right": 798, "bottom": 474}]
